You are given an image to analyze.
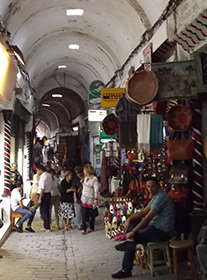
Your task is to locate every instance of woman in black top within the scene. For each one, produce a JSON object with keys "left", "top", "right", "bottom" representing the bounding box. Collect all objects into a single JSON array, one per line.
[{"left": 59, "top": 171, "right": 75, "bottom": 230}]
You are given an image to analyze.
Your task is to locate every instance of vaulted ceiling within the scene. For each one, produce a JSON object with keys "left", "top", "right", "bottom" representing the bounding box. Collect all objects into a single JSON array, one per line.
[{"left": 0, "top": 0, "right": 170, "bottom": 136}]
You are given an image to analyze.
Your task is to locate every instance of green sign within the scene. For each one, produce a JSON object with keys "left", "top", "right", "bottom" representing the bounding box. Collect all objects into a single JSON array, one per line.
[
  {"left": 89, "top": 80, "right": 105, "bottom": 105},
  {"left": 100, "top": 126, "right": 118, "bottom": 144}
]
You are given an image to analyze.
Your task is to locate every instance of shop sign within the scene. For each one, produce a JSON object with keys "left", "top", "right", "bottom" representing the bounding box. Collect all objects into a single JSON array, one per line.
[
  {"left": 143, "top": 43, "right": 152, "bottom": 71},
  {"left": 101, "top": 88, "right": 125, "bottom": 108},
  {"left": 89, "top": 80, "right": 105, "bottom": 105},
  {"left": 88, "top": 110, "right": 107, "bottom": 122},
  {"left": 152, "top": 60, "right": 198, "bottom": 101}
]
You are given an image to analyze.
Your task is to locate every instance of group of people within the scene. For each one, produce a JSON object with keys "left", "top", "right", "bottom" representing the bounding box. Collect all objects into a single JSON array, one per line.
[
  {"left": 10, "top": 163, "right": 176, "bottom": 279},
  {"left": 10, "top": 163, "right": 99, "bottom": 234}
]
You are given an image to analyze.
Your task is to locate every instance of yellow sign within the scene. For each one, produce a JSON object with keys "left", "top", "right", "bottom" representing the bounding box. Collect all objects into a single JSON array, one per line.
[{"left": 101, "top": 88, "right": 125, "bottom": 108}]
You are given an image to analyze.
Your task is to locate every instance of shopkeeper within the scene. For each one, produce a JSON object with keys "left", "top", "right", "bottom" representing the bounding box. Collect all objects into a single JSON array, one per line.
[{"left": 111, "top": 176, "right": 175, "bottom": 279}]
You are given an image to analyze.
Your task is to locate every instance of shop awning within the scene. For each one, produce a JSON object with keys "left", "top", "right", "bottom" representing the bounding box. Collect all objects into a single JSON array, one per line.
[{"left": 174, "top": 10, "right": 207, "bottom": 52}]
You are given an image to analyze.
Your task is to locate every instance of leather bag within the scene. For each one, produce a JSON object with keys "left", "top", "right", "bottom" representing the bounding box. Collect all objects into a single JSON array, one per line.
[
  {"left": 168, "top": 164, "right": 189, "bottom": 185},
  {"left": 167, "top": 131, "right": 194, "bottom": 160},
  {"left": 168, "top": 186, "right": 192, "bottom": 211},
  {"left": 93, "top": 207, "right": 99, "bottom": 217}
]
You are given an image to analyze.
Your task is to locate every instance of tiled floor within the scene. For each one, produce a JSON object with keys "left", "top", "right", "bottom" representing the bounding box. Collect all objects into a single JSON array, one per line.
[{"left": 0, "top": 208, "right": 202, "bottom": 280}]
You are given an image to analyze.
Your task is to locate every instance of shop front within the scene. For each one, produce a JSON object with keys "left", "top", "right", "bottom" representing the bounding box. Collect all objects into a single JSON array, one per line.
[{"left": 100, "top": 40, "right": 207, "bottom": 259}]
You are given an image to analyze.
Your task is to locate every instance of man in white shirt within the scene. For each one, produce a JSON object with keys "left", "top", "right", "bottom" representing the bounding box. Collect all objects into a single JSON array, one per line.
[
  {"left": 36, "top": 164, "right": 52, "bottom": 231},
  {"left": 11, "top": 181, "right": 36, "bottom": 233}
]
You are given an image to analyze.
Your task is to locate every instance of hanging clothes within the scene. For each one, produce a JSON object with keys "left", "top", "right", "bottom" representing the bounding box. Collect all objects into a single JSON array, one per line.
[
  {"left": 100, "top": 150, "right": 109, "bottom": 196},
  {"left": 115, "top": 94, "right": 141, "bottom": 122},
  {"left": 150, "top": 114, "right": 163, "bottom": 151},
  {"left": 137, "top": 114, "right": 151, "bottom": 151}
]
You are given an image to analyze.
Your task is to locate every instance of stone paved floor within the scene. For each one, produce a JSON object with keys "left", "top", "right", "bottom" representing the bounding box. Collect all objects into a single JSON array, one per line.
[{"left": 0, "top": 208, "right": 201, "bottom": 280}]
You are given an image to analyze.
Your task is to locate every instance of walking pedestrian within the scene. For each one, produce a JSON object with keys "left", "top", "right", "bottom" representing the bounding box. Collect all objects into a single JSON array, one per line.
[
  {"left": 36, "top": 164, "right": 52, "bottom": 232},
  {"left": 59, "top": 171, "right": 75, "bottom": 230}
]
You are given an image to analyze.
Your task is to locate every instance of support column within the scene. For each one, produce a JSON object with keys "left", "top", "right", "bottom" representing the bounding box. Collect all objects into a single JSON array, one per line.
[
  {"left": 191, "top": 99, "right": 204, "bottom": 213},
  {"left": 2, "top": 110, "right": 13, "bottom": 197}
]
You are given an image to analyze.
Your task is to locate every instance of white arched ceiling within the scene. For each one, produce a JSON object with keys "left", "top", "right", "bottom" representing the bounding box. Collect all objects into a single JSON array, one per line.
[
  {"left": 0, "top": 0, "right": 171, "bottom": 135},
  {"left": 1, "top": 0, "right": 170, "bottom": 89}
]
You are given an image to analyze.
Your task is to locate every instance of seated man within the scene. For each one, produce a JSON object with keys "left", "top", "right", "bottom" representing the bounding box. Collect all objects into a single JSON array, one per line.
[
  {"left": 112, "top": 177, "right": 175, "bottom": 279},
  {"left": 11, "top": 181, "right": 36, "bottom": 233}
]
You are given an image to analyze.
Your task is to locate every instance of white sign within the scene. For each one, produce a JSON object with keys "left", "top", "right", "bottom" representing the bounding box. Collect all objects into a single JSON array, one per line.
[{"left": 88, "top": 110, "right": 107, "bottom": 122}]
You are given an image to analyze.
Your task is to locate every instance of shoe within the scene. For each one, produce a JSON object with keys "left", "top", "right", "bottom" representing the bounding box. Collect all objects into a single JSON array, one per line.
[
  {"left": 25, "top": 227, "right": 35, "bottom": 233},
  {"left": 111, "top": 270, "right": 132, "bottom": 278},
  {"left": 81, "top": 230, "right": 87, "bottom": 235},
  {"left": 41, "top": 228, "right": 51, "bottom": 232},
  {"left": 78, "top": 227, "right": 82, "bottom": 230},
  {"left": 88, "top": 229, "right": 94, "bottom": 233},
  {"left": 15, "top": 225, "right": 23, "bottom": 233},
  {"left": 115, "top": 241, "right": 136, "bottom": 251},
  {"left": 55, "top": 224, "right": 60, "bottom": 230},
  {"left": 64, "top": 227, "right": 69, "bottom": 231}
]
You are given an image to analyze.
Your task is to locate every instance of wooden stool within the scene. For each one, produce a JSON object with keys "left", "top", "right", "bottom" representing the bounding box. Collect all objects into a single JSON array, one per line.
[
  {"left": 11, "top": 212, "right": 23, "bottom": 231},
  {"left": 146, "top": 241, "right": 172, "bottom": 276},
  {"left": 169, "top": 240, "right": 198, "bottom": 280}
]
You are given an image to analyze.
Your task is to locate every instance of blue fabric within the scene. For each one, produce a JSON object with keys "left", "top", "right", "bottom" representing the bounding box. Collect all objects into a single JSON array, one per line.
[
  {"left": 15, "top": 207, "right": 36, "bottom": 227},
  {"left": 149, "top": 189, "right": 175, "bottom": 236}
]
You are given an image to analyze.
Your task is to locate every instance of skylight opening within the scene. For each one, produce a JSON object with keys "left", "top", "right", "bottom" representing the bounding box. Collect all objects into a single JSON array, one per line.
[
  {"left": 69, "top": 44, "right": 79, "bottom": 50},
  {"left": 52, "top": 94, "right": 62, "bottom": 98},
  {"left": 58, "top": 65, "right": 67, "bottom": 69},
  {"left": 66, "top": 9, "right": 84, "bottom": 16}
]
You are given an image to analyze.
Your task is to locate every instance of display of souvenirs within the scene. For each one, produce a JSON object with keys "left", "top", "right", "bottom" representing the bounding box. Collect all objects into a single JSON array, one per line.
[{"left": 103, "top": 197, "right": 137, "bottom": 239}]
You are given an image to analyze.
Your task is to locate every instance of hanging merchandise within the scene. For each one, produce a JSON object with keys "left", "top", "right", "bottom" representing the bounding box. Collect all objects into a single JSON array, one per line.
[
  {"left": 101, "top": 113, "right": 119, "bottom": 135},
  {"left": 168, "top": 164, "right": 190, "bottom": 185},
  {"left": 150, "top": 114, "right": 163, "bottom": 151},
  {"left": 119, "top": 122, "right": 137, "bottom": 147},
  {"left": 126, "top": 70, "right": 158, "bottom": 106},
  {"left": 167, "top": 105, "right": 192, "bottom": 131},
  {"left": 100, "top": 150, "right": 109, "bottom": 196},
  {"left": 137, "top": 114, "right": 151, "bottom": 151},
  {"left": 167, "top": 131, "right": 194, "bottom": 160},
  {"left": 168, "top": 186, "right": 192, "bottom": 211},
  {"left": 103, "top": 197, "right": 135, "bottom": 239},
  {"left": 115, "top": 94, "right": 141, "bottom": 122}
]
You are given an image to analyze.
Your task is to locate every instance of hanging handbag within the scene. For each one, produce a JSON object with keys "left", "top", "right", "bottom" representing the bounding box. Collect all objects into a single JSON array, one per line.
[
  {"left": 168, "top": 186, "right": 192, "bottom": 211},
  {"left": 168, "top": 164, "right": 189, "bottom": 185},
  {"left": 167, "top": 131, "right": 194, "bottom": 160},
  {"left": 93, "top": 206, "right": 99, "bottom": 217}
]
